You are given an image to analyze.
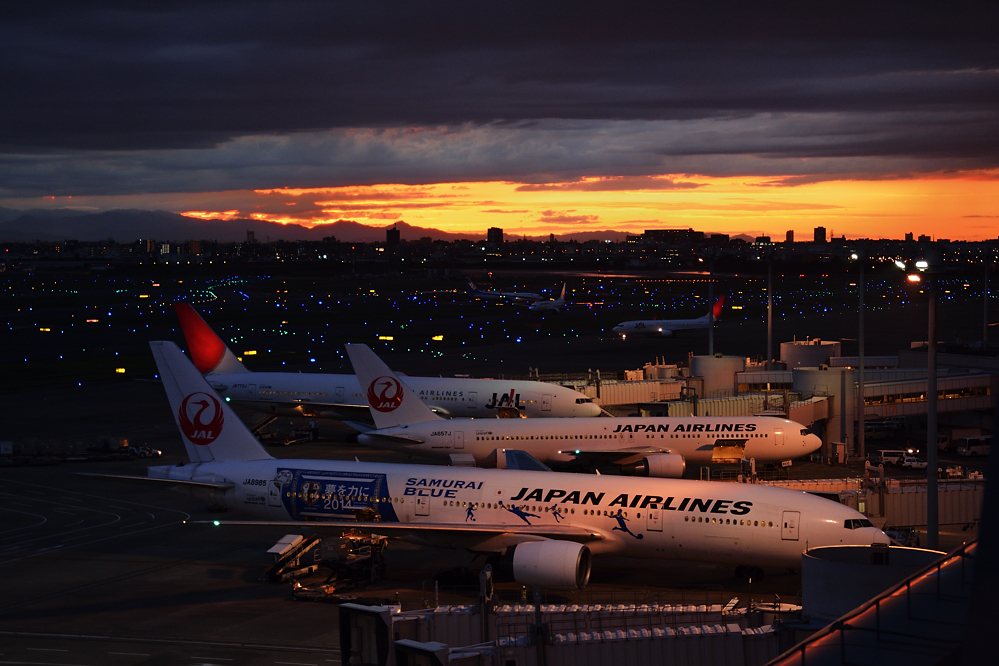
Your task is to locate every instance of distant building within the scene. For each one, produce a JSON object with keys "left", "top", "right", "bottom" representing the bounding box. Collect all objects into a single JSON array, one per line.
[
  {"left": 785, "top": 230, "right": 794, "bottom": 243},
  {"left": 643, "top": 229, "right": 705, "bottom": 244},
  {"left": 905, "top": 232, "right": 914, "bottom": 242},
  {"left": 919, "top": 234, "right": 932, "bottom": 243},
  {"left": 754, "top": 236, "right": 772, "bottom": 245},
  {"left": 813, "top": 227, "right": 827, "bottom": 244},
  {"left": 487, "top": 227, "right": 503, "bottom": 245},
  {"left": 247, "top": 230, "right": 256, "bottom": 244},
  {"left": 386, "top": 225, "right": 401, "bottom": 247}
]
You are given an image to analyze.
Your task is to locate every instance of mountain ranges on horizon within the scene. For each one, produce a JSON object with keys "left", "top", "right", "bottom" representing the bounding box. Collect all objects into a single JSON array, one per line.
[{"left": 0, "top": 209, "right": 643, "bottom": 244}]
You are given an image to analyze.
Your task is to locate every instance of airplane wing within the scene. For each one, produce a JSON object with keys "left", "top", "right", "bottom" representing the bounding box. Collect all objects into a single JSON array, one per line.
[
  {"left": 268, "top": 400, "right": 373, "bottom": 422},
  {"left": 196, "top": 519, "right": 599, "bottom": 538},
  {"left": 77, "top": 472, "right": 234, "bottom": 490},
  {"left": 193, "top": 519, "right": 605, "bottom": 551},
  {"left": 356, "top": 432, "right": 427, "bottom": 445}
]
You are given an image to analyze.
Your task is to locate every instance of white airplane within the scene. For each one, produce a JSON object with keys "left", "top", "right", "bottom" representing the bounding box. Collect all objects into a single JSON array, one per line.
[
  {"left": 173, "top": 304, "right": 600, "bottom": 425},
  {"left": 613, "top": 296, "right": 726, "bottom": 338},
  {"left": 92, "top": 340, "right": 889, "bottom": 590},
  {"left": 529, "top": 284, "right": 567, "bottom": 312},
  {"left": 346, "top": 344, "right": 822, "bottom": 474},
  {"left": 465, "top": 278, "right": 542, "bottom": 303}
]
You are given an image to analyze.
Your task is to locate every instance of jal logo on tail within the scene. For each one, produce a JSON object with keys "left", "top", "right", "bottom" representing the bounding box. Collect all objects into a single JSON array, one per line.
[
  {"left": 367, "top": 376, "right": 404, "bottom": 412},
  {"left": 179, "top": 392, "right": 224, "bottom": 445}
]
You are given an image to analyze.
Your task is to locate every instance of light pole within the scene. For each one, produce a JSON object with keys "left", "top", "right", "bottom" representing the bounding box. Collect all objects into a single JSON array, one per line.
[
  {"left": 851, "top": 252, "right": 866, "bottom": 461},
  {"left": 897, "top": 258, "right": 939, "bottom": 551}
]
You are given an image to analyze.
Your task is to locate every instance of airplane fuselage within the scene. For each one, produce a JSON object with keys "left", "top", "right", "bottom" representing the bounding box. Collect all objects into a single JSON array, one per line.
[
  {"left": 153, "top": 458, "right": 886, "bottom": 566},
  {"left": 205, "top": 372, "right": 600, "bottom": 421},
  {"left": 359, "top": 416, "right": 821, "bottom": 467},
  {"left": 613, "top": 316, "right": 711, "bottom": 337}
]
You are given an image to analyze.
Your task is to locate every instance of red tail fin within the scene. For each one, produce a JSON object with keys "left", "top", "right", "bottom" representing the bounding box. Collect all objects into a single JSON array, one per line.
[
  {"left": 712, "top": 295, "right": 726, "bottom": 320},
  {"left": 173, "top": 303, "right": 226, "bottom": 373}
]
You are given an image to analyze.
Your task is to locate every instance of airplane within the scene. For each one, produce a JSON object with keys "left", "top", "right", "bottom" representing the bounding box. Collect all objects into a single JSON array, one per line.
[
  {"left": 346, "top": 343, "right": 823, "bottom": 474},
  {"left": 465, "top": 278, "right": 542, "bottom": 303},
  {"left": 529, "top": 284, "right": 567, "bottom": 312},
  {"left": 89, "top": 340, "right": 890, "bottom": 590},
  {"left": 613, "top": 296, "right": 726, "bottom": 339},
  {"left": 173, "top": 303, "right": 601, "bottom": 426}
]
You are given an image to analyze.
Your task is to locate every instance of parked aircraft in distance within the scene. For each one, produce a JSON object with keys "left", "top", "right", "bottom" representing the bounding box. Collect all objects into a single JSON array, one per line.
[
  {"left": 173, "top": 304, "right": 600, "bottom": 425},
  {"left": 529, "top": 284, "right": 567, "bottom": 311},
  {"left": 465, "top": 278, "right": 541, "bottom": 303},
  {"left": 88, "top": 340, "right": 889, "bottom": 590},
  {"left": 613, "top": 296, "right": 726, "bottom": 338},
  {"left": 346, "top": 344, "right": 822, "bottom": 475}
]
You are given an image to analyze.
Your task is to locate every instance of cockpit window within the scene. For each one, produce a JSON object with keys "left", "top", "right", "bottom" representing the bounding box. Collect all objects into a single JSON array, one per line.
[
  {"left": 575, "top": 398, "right": 593, "bottom": 404},
  {"left": 800, "top": 429, "right": 810, "bottom": 436},
  {"left": 845, "top": 518, "right": 874, "bottom": 529}
]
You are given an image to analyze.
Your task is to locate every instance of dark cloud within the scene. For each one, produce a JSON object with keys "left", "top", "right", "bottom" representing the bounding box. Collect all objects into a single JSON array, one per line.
[
  {"left": 0, "top": 2, "right": 997, "bottom": 198},
  {"left": 516, "top": 177, "right": 703, "bottom": 192}
]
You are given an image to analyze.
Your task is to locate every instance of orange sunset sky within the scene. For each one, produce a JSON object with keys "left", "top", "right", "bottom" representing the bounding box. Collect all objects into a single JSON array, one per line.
[{"left": 177, "top": 172, "right": 999, "bottom": 241}]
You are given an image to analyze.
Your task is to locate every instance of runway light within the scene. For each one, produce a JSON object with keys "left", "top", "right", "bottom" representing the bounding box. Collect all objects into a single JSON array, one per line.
[
  {"left": 378, "top": 335, "right": 394, "bottom": 341},
  {"left": 115, "top": 368, "right": 125, "bottom": 374},
  {"left": 432, "top": 335, "right": 444, "bottom": 341},
  {"left": 244, "top": 350, "right": 257, "bottom": 356},
  {"left": 213, "top": 520, "right": 221, "bottom": 526}
]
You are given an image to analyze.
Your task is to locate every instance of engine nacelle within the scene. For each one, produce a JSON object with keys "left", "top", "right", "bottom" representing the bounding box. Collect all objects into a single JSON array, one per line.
[
  {"left": 512, "top": 540, "right": 591, "bottom": 589},
  {"left": 658, "top": 328, "right": 675, "bottom": 337},
  {"left": 642, "top": 453, "right": 686, "bottom": 478}
]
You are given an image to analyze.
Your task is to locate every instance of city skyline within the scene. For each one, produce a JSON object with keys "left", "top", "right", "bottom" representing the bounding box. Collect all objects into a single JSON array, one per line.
[{"left": 2, "top": 4, "right": 996, "bottom": 240}]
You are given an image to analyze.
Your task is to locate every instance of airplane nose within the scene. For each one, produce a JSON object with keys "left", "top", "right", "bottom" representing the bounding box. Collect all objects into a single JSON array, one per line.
[{"left": 806, "top": 434, "right": 823, "bottom": 453}]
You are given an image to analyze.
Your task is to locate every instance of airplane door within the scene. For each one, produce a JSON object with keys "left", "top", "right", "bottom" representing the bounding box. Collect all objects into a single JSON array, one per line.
[
  {"left": 468, "top": 392, "right": 477, "bottom": 411},
  {"left": 646, "top": 508, "right": 663, "bottom": 532},
  {"left": 455, "top": 431, "right": 465, "bottom": 450},
  {"left": 268, "top": 480, "right": 283, "bottom": 507},
  {"left": 542, "top": 394, "right": 552, "bottom": 412},
  {"left": 774, "top": 428, "right": 785, "bottom": 446},
  {"left": 781, "top": 511, "right": 800, "bottom": 540},
  {"left": 334, "top": 386, "right": 345, "bottom": 402},
  {"left": 415, "top": 497, "right": 430, "bottom": 516}
]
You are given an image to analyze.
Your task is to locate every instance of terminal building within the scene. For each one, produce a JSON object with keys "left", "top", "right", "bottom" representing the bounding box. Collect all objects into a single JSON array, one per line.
[{"left": 573, "top": 339, "right": 995, "bottom": 461}]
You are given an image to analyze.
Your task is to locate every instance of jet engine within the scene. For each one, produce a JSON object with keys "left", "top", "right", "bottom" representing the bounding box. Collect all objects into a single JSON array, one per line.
[
  {"left": 512, "top": 540, "right": 591, "bottom": 589},
  {"left": 642, "top": 453, "right": 686, "bottom": 478}
]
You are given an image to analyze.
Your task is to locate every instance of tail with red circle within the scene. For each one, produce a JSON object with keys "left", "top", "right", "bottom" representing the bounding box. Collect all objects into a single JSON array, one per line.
[
  {"left": 344, "top": 343, "right": 442, "bottom": 429},
  {"left": 150, "top": 340, "right": 271, "bottom": 463}
]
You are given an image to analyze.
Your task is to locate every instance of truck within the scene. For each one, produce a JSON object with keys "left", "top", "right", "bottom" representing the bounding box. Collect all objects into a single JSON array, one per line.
[
  {"left": 877, "top": 449, "right": 908, "bottom": 466},
  {"left": 954, "top": 436, "right": 991, "bottom": 457}
]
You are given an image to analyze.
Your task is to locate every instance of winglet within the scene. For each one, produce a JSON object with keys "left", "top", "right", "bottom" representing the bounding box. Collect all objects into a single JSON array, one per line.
[
  {"left": 149, "top": 340, "right": 272, "bottom": 463},
  {"left": 345, "top": 344, "right": 442, "bottom": 429},
  {"left": 712, "top": 295, "right": 726, "bottom": 320},
  {"left": 173, "top": 303, "right": 249, "bottom": 375}
]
